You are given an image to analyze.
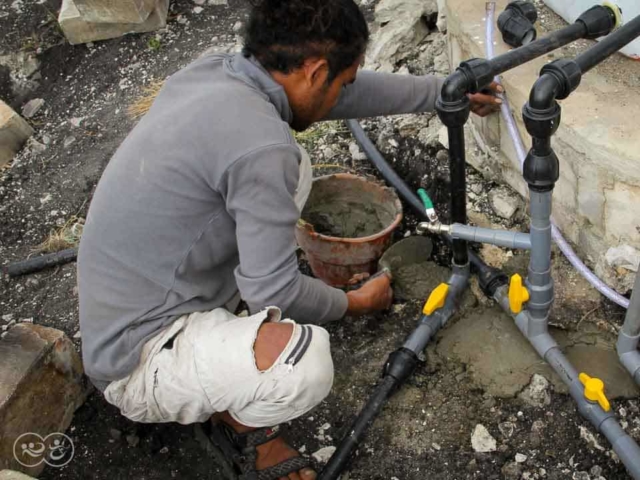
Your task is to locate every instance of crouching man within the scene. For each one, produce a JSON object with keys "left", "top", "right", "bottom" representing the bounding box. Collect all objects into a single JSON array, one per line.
[{"left": 78, "top": 0, "right": 500, "bottom": 478}]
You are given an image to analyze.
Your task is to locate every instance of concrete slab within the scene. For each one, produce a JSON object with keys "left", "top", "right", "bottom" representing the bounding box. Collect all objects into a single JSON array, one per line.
[
  {"left": 445, "top": 0, "right": 640, "bottom": 292},
  {"left": 0, "top": 101, "right": 33, "bottom": 167},
  {"left": 74, "top": 0, "right": 157, "bottom": 24},
  {"left": 59, "top": 0, "right": 169, "bottom": 45},
  {"left": 435, "top": 306, "right": 639, "bottom": 400}
]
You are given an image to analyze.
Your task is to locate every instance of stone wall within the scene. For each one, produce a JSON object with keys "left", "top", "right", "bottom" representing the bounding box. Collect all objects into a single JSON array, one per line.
[{"left": 445, "top": 0, "right": 640, "bottom": 293}]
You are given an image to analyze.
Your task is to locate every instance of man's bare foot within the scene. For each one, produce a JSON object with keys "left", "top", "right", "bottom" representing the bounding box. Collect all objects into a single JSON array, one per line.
[
  {"left": 214, "top": 413, "right": 316, "bottom": 480},
  {"left": 255, "top": 435, "right": 316, "bottom": 480}
]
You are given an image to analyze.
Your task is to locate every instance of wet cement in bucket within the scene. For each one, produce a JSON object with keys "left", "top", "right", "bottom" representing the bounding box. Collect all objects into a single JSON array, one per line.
[{"left": 302, "top": 200, "right": 395, "bottom": 238}]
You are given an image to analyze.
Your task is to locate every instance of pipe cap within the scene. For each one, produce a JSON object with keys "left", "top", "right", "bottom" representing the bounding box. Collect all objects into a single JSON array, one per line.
[{"left": 579, "top": 373, "right": 611, "bottom": 412}]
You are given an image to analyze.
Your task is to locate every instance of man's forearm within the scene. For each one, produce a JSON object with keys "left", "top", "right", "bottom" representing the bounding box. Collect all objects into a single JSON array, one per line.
[
  {"left": 260, "top": 274, "right": 349, "bottom": 325},
  {"left": 324, "top": 70, "right": 445, "bottom": 120}
]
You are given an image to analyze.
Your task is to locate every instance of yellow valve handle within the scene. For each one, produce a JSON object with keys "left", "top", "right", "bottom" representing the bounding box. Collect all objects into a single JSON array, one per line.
[
  {"left": 579, "top": 373, "right": 611, "bottom": 412},
  {"left": 508, "top": 274, "right": 530, "bottom": 314},
  {"left": 423, "top": 283, "right": 449, "bottom": 315}
]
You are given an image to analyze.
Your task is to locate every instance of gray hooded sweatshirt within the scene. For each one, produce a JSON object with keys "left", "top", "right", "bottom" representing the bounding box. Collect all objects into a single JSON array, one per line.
[{"left": 78, "top": 52, "right": 444, "bottom": 385}]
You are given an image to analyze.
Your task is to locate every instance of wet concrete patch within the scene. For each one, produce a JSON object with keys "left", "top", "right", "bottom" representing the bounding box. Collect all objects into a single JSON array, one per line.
[
  {"left": 393, "top": 263, "right": 448, "bottom": 300},
  {"left": 379, "top": 236, "right": 445, "bottom": 300},
  {"left": 435, "top": 307, "right": 639, "bottom": 399}
]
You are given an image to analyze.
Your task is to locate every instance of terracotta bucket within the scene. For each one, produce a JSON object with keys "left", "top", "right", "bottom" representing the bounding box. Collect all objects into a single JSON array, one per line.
[{"left": 296, "top": 173, "right": 403, "bottom": 287}]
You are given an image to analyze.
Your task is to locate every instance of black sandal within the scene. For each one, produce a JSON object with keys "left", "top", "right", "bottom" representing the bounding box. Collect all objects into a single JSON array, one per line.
[{"left": 195, "top": 422, "right": 312, "bottom": 480}]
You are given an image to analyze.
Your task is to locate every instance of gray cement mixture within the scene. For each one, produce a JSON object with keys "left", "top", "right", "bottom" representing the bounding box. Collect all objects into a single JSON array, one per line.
[
  {"left": 302, "top": 201, "right": 393, "bottom": 238},
  {"left": 393, "top": 262, "right": 447, "bottom": 300}
]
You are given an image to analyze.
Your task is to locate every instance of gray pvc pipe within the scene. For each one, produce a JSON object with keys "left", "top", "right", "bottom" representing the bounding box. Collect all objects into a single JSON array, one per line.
[
  {"left": 487, "top": 9, "right": 640, "bottom": 468},
  {"left": 403, "top": 263, "right": 469, "bottom": 354},
  {"left": 495, "top": 286, "right": 640, "bottom": 479},
  {"left": 622, "top": 271, "right": 640, "bottom": 337},
  {"left": 617, "top": 331, "right": 640, "bottom": 384},
  {"left": 618, "top": 271, "right": 640, "bottom": 383},
  {"left": 526, "top": 190, "right": 554, "bottom": 320},
  {"left": 495, "top": 286, "right": 575, "bottom": 381},
  {"left": 484, "top": 2, "right": 630, "bottom": 309},
  {"left": 450, "top": 224, "right": 531, "bottom": 249},
  {"left": 600, "top": 418, "right": 640, "bottom": 480}
]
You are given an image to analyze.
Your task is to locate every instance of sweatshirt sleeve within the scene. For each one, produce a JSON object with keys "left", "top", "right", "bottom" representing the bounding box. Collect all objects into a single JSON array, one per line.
[
  {"left": 221, "top": 143, "right": 349, "bottom": 324},
  {"left": 324, "top": 70, "right": 445, "bottom": 120}
]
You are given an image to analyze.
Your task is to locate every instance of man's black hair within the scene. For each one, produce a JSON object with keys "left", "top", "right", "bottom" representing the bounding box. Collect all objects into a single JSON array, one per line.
[{"left": 243, "top": 0, "right": 369, "bottom": 82}]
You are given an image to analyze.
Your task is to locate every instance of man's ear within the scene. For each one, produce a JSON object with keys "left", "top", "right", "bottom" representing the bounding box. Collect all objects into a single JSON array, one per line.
[{"left": 304, "top": 58, "right": 329, "bottom": 88}]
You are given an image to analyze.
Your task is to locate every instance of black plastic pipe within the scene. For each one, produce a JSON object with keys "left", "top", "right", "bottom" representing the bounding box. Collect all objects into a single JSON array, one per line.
[
  {"left": 528, "top": 73, "right": 563, "bottom": 109},
  {"left": 346, "top": 119, "right": 488, "bottom": 272},
  {"left": 446, "top": 126, "right": 469, "bottom": 265},
  {"left": 2, "top": 248, "right": 78, "bottom": 277},
  {"left": 489, "top": 21, "right": 585, "bottom": 77},
  {"left": 440, "top": 22, "right": 584, "bottom": 101},
  {"left": 575, "top": 14, "right": 640, "bottom": 74},
  {"left": 346, "top": 120, "right": 427, "bottom": 217},
  {"left": 441, "top": 5, "right": 616, "bottom": 102},
  {"left": 328, "top": 122, "right": 508, "bottom": 479},
  {"left": 319, "top": 375, "right": 397, "bottom": 480}
]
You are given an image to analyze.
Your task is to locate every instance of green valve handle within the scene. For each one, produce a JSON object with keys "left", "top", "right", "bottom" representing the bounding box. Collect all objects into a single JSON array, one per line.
[
  {"left": 417, "top": 189, "right": 434, "bottom": 209},
  {"left": 417, "top": 188, "right": 438, "bottom": 222}
]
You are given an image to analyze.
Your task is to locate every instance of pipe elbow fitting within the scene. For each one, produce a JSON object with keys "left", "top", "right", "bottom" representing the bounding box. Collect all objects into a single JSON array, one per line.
[
  {"left": 440, "top": 70, "right": 470, "bottom": 103},
  {"left": 436, "top": 86, "right": 470, "bottom": 128},
  {"left": 528, "top": 73, "right": 562, "bottom": 110}
]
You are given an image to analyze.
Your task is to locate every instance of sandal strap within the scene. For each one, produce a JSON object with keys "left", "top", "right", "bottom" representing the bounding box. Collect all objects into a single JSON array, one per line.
[
  {"left": 243, "top": 456, "right": 311, "bottom": 480},
  {"left": 204, "top": 423, "right": 311, "bottom": 480},
  {"left": 218, "top": 423, "right": 283, "bottom": 450}
]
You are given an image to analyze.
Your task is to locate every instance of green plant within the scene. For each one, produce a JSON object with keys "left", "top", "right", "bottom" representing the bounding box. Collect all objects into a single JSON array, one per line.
[{"left": 148, "top": 37, "right": 162, "bottom": 50}]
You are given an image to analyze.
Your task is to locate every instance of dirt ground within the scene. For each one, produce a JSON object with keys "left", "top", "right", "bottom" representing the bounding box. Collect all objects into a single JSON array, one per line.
[{"left": 1, "top": 1, "right": 639, "bottom": 479}]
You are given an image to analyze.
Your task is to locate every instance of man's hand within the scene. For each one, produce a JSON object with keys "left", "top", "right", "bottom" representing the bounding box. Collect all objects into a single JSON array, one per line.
[
  {"left": 468, "top": 81, "right": 503, "bottom": 117},
  {"left": 346, "top": 272, "right": 393, "bottom": 316}
]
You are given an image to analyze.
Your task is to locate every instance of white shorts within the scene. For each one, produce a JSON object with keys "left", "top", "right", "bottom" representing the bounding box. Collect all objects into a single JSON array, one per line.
[{"left": 103, "top": 307, "right": 334, "bottom": 428}]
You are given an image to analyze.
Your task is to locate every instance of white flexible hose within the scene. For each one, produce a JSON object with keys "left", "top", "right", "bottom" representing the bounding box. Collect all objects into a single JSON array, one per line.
[{"left": 485, "top": 2, "right": 629, "bottom": 308}]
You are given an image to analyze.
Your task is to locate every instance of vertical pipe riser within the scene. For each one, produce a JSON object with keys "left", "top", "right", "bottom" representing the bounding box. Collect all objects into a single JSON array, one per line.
[
  {"left": 447, "top": 126, "right": 469, "bottom": 266},
  {"left": 622, "top": 271, "right": 640, "bottom": 337},
  {"left": 527, "top": 190, "right": 554, "bottom": 319}
]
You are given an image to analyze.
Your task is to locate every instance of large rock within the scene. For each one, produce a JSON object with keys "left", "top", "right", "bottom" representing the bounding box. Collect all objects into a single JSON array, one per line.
[
  {"left": 0, "top": 324, "right": 90, "bottom": 477},
  {"left": 0, "top": 101, "right": 33, "bottom": 167},
  {"left": 74, "top": 0, "right": 157, "bottom": 24},
  {"left": 59, "top": 0, "right": 169, "bottom": 45},
  {"left": 366, "top": 0, "right": 438, "bottom": 72},
  {"left": 446, "top": 0, "right": 640, "bottom": 292},
  {"left": 0, "top": 53, "right": 41, "bottom": 105},
  {"left": 594, "top": 244, "right": 640, "bottom": 293}
]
